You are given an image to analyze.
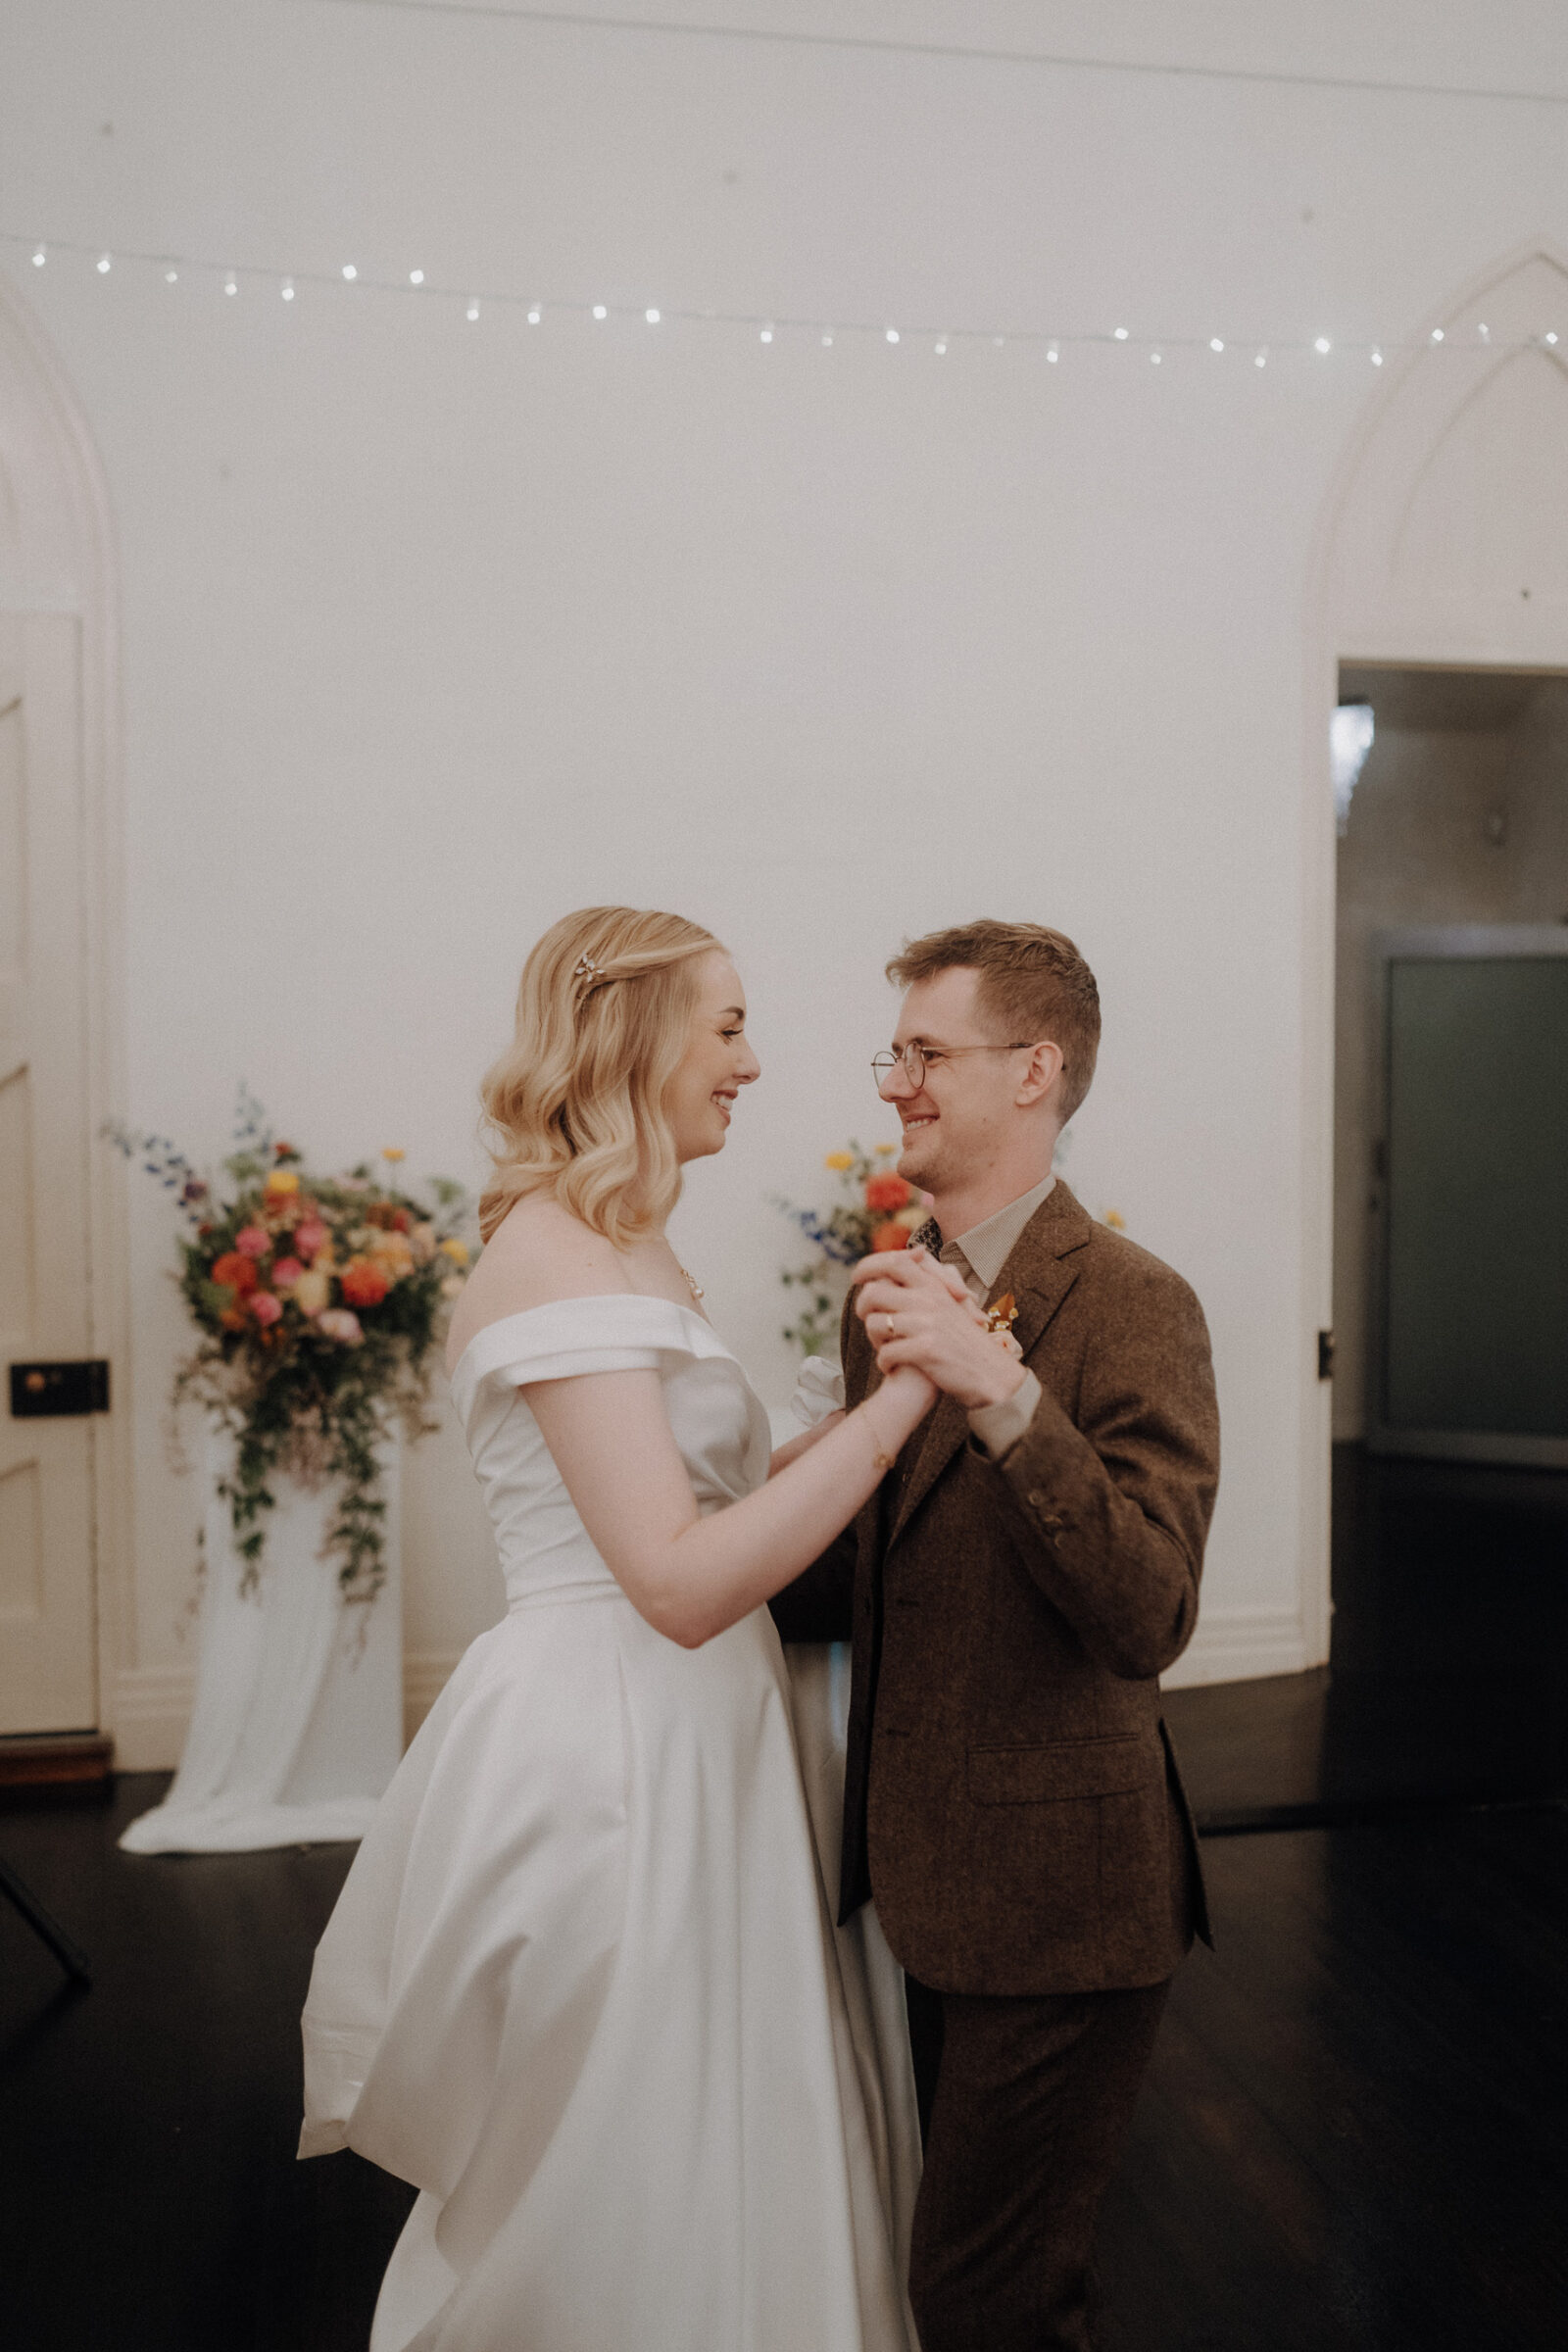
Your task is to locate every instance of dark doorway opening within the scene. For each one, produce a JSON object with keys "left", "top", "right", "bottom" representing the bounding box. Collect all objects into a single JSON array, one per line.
[{"left": 1168, "top": 662, "right": 1568, "bottom": 1830}]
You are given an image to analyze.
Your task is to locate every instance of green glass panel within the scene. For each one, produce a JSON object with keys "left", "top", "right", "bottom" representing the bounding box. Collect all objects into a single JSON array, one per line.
[{"left": 1385, "top": 956, "right": 1568, "bottom": 1436}]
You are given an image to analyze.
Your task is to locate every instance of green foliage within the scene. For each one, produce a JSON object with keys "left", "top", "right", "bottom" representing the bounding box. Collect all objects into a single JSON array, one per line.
[{"left": 112, "top": 1093, "right": 475, "bottom": 1606}]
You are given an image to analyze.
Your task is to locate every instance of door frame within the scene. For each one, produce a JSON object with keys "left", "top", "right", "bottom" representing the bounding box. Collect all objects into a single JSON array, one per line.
[{"left": 0, "top": 270, "right": 129, "bottom": 1739}]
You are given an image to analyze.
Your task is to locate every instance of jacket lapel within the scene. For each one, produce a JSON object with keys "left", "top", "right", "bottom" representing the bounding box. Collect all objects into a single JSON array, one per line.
[{"left": 888, "top": 1179, "right": 1093, "bottom": 1547}]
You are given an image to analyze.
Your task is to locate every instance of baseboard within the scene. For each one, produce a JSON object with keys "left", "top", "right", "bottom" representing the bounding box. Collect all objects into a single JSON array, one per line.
[
  {"left": 1160, "top": 1605, "right": 1313, "bottom": 1690},
  {"left": 0, "top": 1732, "right": 115, "bottom": 1790},
  {"left": 111, "top": 1666, "right": 198, "bottom": 1771},
  {"left": 402, "top": 1648, "right": 463, "bottom": 1740},
  {"left": 112, "top": 1650, "right": 468, "bottom": 1772}
]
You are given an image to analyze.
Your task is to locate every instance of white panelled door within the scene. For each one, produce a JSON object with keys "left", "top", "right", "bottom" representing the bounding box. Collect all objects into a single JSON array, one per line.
[{"left": 0, "top": 612, "right": 99, "bottom": 1732}]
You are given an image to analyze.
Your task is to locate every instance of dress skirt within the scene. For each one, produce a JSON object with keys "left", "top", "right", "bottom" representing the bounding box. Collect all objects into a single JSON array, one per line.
[{"left": 300, "top": 1586, "right": 918, "bottom": 2352}]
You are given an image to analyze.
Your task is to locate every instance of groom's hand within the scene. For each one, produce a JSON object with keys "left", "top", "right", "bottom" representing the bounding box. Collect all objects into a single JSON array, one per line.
[{"left": 851, "top": 1248, "right": 1027, "bottom": 1412}]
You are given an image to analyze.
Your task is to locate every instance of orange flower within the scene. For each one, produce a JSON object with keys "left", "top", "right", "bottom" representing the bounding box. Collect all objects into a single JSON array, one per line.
[
  {"left": 869, "top": 1221, "right": 911, "bottom": 1252},
  {"left": 865, "top": 1173, "right": 911, "bottom": 1213},
  {"left": 212, "top": 1251, "right": 259, "bottom": 1295},
  {"left": 340, "top": 1258, "right": 390, "bottom": 1309}
]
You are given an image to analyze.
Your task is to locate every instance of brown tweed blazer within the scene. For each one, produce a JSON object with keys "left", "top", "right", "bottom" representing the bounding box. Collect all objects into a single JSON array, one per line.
[{"left": 771, "top": 1179, "right": 1220, "bottom": 1997}]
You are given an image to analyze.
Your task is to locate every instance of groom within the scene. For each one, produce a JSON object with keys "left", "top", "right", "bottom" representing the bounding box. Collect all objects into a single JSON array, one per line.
[{"left": 772, "top": 919, "right": 1220, "bottom": 2352}]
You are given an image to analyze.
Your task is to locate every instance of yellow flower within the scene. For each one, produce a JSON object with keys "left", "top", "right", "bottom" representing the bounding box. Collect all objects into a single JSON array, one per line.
[
  {"left": 874, "top": 1142, "right": 898, "bottom": 1155},
  {"left": 1102, "top": 1207, "right": 1127, "bottom": 1231},
  {"left": 381, "top": 1146, "right": 406, "bottom": 1163},
  {"left": 369, "top": 1231, "right": 416, "bottom": 1276},
  {"left": 293, "top": 1267, "right": 330, "bottom": 1317},
  {"left": 823, "top": 1152, "right": 855, "bottom": 1171},
  {"left": 264, "top": 1168, "right": 301, "bottom": 1197},
  {"left": 439, "top": 1237, "right": 470, "bottom": 1266},
  {"left": 893, "top": 1202, "right": 924, "bottom": 1229}
]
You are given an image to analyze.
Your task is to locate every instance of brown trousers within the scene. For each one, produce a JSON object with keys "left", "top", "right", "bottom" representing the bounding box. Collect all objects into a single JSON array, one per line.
[{"left": 904, "top": 1972, "right": 1171, "bottom": 2352}]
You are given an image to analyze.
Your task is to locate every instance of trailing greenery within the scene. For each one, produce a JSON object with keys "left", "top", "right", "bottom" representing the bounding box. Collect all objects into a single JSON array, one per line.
[{"left": 108, "top": 1089, "right": 474, "bottom": 1605}]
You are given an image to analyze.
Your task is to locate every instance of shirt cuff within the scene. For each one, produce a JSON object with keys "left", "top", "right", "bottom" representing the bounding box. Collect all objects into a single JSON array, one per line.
[{"left": 967, "top": 1367, "right": 1042, "bottom": 1460}]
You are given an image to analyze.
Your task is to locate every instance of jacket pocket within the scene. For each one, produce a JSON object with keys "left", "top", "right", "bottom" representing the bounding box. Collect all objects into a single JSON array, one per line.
[{"left": 967, "top": 1734, "right": 1159, "bottom": 1804}]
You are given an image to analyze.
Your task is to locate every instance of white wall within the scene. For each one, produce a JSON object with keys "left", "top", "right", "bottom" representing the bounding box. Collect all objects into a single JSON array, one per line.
[{"left": 6, "top": 2, "right": 1568, "bottom": 1754}]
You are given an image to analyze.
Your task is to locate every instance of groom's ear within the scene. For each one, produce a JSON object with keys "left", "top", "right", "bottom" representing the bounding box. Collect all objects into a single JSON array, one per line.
[{"left": 1015, "top": 1040, "right": 1064, "bottom": 1110}]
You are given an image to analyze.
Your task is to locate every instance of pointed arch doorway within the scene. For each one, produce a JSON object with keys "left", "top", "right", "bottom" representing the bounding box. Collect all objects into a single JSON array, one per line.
[
  {"left": 0, "top": 274, "right": 127, "bottom": 1751},
  {"left": 1306, "top": 248, "right": 1568, "bottom": 1791}
]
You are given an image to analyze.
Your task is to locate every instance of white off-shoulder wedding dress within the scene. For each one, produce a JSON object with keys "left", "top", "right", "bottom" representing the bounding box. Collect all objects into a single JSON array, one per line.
[{"left": 299, "top": 1295, "right": 920, "bottom": 2352}]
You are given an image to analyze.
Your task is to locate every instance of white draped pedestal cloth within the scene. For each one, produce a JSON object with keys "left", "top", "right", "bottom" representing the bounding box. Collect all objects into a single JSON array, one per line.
[{"left": 121, "top": 1426, "right": 403, "bottom": 1855}]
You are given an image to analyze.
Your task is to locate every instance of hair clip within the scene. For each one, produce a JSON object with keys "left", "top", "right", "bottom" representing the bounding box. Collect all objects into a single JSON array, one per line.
[{"left": 572, "top": 952, "right": 605, "bottom": 988}]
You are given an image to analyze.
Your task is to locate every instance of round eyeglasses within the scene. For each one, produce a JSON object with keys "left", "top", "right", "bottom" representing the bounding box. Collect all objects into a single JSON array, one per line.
[{"left": 871, "top": 1041, "right": 1040, "bottom": 1091}]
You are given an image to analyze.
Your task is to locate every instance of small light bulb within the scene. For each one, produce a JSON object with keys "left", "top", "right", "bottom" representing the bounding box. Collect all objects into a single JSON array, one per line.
[
  {"left": 592, "top": 304, "right": 608, "bottom": 320},
  {"left": 1209, "top": 336, "right": 1224, "bottom": 353},
  {"left": 760, "top": 325, "right": 773, "bottom": 343},
  {"left": 342, "top": 265, "right": 358, "bottom": 281},
  {"left": 934, "top": 339, "right": 948, "bottom": 356},
  {"left": 1477, "top": 322, "right": 1491, "bottom": 341},
  {"left": 1113, "top": 326, "right": 1129, "bottom": 341},
  {"left": 820, "top": 332, "right": 833, "bottom": 347},
  {"left": 1314, "top": 337, "right": 1332, "bottom": 354},
  {"left": 466, "top": 300, "right": 480, "bottom": 321},
  {"left": 1371, "top": 348, "right": 1384, "bottom": 367},
  {"left": 281, "top": 280, "right": 295, "bottom": 302},
  {"left": 224, "top": 275, "right": 238, "bottom": 297},
  {"left": 886, "top": 328, "right": 900, "bottom": 344},
  {"left": 409, "top": 270, "right": 424, "bottom": 286},
  {"left": 527, "top": 308, "right": 541, "bottom": 324},
  {"left": 1151, "top": 351, "right": 1162, "bottom": 366},
  {"left": 1254, "top": 349, "right": 1267, "bottom": 368},
  {"left": 1047, "top": 344, "right": 1058, "bottom": 363},
  {"left": 993, "top": 336, "right": 1004, "bottom": 349},
  {"left": 1430, "top": 327, "right": 1445, "bottom": 343},
  {"left": 97, "top": 253, "right": 112, "bottom": 274},
  {"left": 645, "top": 308, "right": 661, "bottom": 324},
  {"left": 164, "top": 268, "right": 178, "bottom": 285},
  {"left": 31, "top": 246, "right": 45, "bottom": 268},
  {"left": 1546, "top": 331, "right": 1560, "bottom": 347}
]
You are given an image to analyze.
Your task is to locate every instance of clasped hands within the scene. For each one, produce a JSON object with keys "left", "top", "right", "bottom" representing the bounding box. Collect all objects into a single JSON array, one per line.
[{"left": 852, "top": 1246, "right": 1026, "bottom": 1413}]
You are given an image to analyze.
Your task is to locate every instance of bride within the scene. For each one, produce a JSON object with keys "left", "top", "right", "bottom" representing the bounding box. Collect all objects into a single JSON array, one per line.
[{"left": 298, "top": 906, "right": 935, "bottom": 2351}]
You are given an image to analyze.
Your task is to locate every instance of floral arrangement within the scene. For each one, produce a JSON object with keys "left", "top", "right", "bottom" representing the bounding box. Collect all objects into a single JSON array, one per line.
[
  {"left": 774, "top": 1141, "right": 930, "bottom": 1357},
  {"left": 107, "top": 1088, "right": 474, "bottom": 1604}
]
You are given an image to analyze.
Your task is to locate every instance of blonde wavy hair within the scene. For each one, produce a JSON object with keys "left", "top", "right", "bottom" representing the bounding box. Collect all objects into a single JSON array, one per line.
[{"left": 478, "top": 906, "right": 721, "bottom": 1248}]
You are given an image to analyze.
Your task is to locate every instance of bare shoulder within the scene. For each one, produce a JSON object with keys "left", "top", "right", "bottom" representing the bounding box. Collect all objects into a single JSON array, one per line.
[{"left": 444, "top": 1194, "right": 629, "bottom": 1372}]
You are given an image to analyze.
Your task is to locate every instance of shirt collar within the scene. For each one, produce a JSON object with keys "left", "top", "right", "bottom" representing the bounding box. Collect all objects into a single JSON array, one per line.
[{"left": 945, "top": 1169, "right": 1057, "bottom": 1291}]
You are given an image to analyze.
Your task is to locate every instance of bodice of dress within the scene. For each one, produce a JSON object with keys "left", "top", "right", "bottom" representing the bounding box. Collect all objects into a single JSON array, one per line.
[{"left": 449, "top": 1295, "right": 774, "bottom": 1609}]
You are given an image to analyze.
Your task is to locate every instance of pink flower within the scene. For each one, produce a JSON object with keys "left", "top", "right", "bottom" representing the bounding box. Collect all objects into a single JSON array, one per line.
[
  {"left": 234, "top": 1225, "right": 271, "bottom": 1260},
  {"left": 317, "top": 1308, "right": 364, "bottom": 1346},
  {"left": 270, "top": 1257, "right": 304, "bottom": 1290},
  {"left": 293, "top": 1218, "right": 328, "bottom": 1261},
  {"left": 249, "top": 1291, "right": 283, "bottom": 1327}
]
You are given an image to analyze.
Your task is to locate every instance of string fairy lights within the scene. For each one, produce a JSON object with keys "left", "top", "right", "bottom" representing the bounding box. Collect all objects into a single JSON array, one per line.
[{"left": 8, "top": 232, "right": 1567, "bottom": 372}]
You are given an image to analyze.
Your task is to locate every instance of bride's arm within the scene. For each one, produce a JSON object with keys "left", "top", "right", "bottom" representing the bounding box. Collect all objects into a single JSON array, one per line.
[
  {"left": 524, "top": 1368, "right": 930, "bottom": 1649},
  {"left": 767, "top": 1410, "right": 844, "bottom": 1476}
]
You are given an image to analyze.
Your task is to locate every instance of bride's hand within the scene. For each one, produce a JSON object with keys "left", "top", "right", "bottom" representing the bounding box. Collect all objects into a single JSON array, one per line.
[{"left": 855, "top": 1248, "right": 1026, "bottom": 1413}]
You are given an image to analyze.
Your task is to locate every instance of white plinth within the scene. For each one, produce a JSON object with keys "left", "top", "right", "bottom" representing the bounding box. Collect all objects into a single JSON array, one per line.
[{"left": 121, "top": 1424, "right": 404, "bottom": 1854}]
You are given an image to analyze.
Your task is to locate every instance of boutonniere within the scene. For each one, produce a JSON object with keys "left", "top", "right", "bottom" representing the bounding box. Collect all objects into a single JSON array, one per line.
[{"left": 984, "top": 1292, "right": 1023, "bottom": 1359}]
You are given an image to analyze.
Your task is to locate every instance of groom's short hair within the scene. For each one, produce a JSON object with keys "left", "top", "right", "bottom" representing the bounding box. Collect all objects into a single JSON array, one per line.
[{"left": 886, "top": 919, "right": 1102, "bottom": 1122}]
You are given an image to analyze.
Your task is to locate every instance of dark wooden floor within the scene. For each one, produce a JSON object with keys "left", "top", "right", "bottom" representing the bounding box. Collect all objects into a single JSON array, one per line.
[
  {"left": 3, "top": 1449, "right": 1564, "bottom": 2350},
  {"left": 1164, "top": 1446, "right": 1568, "bottom": 1827}
]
